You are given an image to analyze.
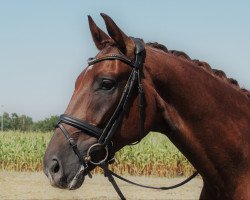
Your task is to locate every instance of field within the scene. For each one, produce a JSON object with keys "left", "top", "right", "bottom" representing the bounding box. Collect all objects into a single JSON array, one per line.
[
  {"left": 0, "top": 172, "right": 202, "bottom": 200},
  {"left": 0, "top": 131, "right": 195, "bottom": 177}
]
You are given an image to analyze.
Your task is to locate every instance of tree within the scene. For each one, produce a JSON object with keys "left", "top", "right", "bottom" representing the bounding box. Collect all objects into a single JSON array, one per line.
[
  {"left": 0, "top": 112, "right": 12, "bottom": 130},
  {"left": 0, "top": 112, "right": 59, "bottom": 132},
  {"left": 18, "top": 115, "right": 33, "bottom": 132},
  {"left": 33, "top": 115, "right": 59, "bottom": 132},
  {"left": 11, "top": 113, "right": 19, "bottom": 130}
]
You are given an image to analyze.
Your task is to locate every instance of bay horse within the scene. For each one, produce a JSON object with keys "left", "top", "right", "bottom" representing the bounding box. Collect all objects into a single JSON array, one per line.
[{"left": 43, "top": 13, "right": 250, "bottom": 200}]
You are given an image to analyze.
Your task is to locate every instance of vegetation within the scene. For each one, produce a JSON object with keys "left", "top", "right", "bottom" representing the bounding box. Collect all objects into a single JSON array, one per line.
[
  {"left": 0, "top": 112, "right": 58, "bottom": 132},
  {"left": 0, "top": 131, "right": 51, "bottom": 171},
  {"left": 0, "top": 131, "right": 194, "bottom": 177},
  {"left": 32, "top": 115, "right": 59, "bottom": 132}
]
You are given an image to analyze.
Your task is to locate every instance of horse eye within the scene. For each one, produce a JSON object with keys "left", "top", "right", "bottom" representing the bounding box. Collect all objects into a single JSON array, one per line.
[{"left": 101, "top": 79, "right": 115, "bottom": 90}]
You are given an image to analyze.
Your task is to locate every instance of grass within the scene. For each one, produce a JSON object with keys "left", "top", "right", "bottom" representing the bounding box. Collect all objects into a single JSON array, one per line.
[{"left": 0, "top": 131, "right": 195, "bottom": 177}]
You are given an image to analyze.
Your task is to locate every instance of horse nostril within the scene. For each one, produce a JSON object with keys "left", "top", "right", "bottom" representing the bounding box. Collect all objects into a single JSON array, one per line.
[
  {"left": 51, "top": 159, "right": 60, "bottom": 174},
  {"left": 53, "top": 162, "right": 60, "bottom": 173}
]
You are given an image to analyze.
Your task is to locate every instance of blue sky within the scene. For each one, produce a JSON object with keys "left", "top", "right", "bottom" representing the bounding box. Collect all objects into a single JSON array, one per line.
[{"left": 0, "top": 1, "right": 249, "bottom": 121}]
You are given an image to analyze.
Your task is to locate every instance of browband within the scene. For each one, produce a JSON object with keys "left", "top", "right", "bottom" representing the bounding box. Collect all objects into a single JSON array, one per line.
[{"left": 88, "top": 54, "right": 132, "bottom": 66}]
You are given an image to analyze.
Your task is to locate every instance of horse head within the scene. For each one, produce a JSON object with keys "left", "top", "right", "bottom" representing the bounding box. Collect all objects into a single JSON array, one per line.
[{"left": 43, "top": 13, "right": 159, "bottom": 190}]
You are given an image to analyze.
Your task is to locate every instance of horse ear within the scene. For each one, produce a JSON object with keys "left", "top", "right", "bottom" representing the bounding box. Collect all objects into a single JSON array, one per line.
[
  {"left": 100, "top": 13, "right": 135, "bottom": 58},
  {"left": 88, "top": 15, "right": 111, "bottom": 50}
]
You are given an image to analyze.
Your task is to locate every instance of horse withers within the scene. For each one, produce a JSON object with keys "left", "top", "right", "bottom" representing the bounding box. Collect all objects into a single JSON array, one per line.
[{"left": 43, "top": 13, "right": 250, "bottom": 200}]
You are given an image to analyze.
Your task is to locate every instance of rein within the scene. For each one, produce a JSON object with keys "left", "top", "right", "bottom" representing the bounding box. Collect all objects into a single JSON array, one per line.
[{"left": 55, "top": 37, "right": 198, "bottom": 199}]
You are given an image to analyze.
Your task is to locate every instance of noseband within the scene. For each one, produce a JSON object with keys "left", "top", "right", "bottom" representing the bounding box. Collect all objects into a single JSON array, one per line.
[{"left": 55, "top": 37, "right": 198, "bottom": 199}]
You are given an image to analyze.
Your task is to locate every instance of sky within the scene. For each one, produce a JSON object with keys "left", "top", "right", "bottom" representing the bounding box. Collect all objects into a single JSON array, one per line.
[{"left": 0, "top": 1, "right": 249, "bottom": 121}]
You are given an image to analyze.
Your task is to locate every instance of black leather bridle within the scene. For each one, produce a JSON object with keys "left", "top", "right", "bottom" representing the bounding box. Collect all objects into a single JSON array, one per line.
[{"left": 55, "top": 37, "right": 198, "bottom": 200}]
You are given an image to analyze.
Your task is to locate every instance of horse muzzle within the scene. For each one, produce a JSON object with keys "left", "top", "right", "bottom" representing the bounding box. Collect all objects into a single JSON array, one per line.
[{"left": 44, "top": 159, "right": 86, "bottom": 190}]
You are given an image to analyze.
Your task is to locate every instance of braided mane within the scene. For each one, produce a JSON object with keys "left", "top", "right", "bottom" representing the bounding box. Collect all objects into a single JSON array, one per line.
[{"left": 147, "top": 42, "right": 250, "bottom": 98}]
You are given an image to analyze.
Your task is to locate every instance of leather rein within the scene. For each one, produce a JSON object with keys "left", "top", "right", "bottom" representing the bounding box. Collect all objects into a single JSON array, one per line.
[{"left": 55, "top": 37, "right": 198, "bottom": 200}]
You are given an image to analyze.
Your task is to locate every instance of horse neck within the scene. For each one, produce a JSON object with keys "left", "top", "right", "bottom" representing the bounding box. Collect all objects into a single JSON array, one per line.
[{"left": 144, "top": 46, "right": 250, "bottom": 193}]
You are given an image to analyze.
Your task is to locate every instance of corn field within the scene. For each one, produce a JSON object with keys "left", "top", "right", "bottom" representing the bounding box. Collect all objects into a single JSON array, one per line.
[{"left": 0, "top": 131, "right": 195, "bottom": 177}]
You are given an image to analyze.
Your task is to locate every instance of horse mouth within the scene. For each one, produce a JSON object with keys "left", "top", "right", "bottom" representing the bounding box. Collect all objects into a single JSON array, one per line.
[
  {"left": 67, "top": 165, "right": 86, "bottom": 190},
  {"left": 44, "top": 165, "right": 86, "bottom": 190}
]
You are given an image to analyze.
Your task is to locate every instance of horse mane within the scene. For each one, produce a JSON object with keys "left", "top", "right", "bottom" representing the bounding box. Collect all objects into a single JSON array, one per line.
[{"left": 146, "top": 42, "right": 250, "bottom": 98}]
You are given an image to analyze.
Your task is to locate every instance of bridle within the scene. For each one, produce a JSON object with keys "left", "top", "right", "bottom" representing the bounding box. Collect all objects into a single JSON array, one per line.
[
  {"left": 56, "top": 37, "right": 145, "bottom": 165},
  {"left": 55, "top": 37, "right": 198, "bottom": 200}
]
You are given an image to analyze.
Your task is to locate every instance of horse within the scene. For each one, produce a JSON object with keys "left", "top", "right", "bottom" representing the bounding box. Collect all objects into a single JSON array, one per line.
[{"left": 43, "top": 13, "right": 250, "bottom": 200}]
